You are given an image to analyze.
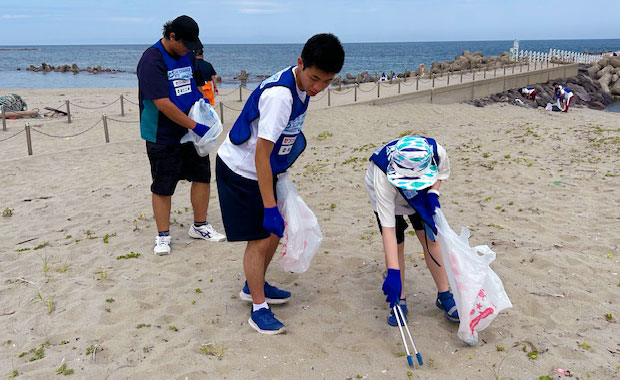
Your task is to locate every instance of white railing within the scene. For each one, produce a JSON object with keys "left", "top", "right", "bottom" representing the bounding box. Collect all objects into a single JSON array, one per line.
[{"left": 516, "top": 49, "right": 603, "bottom": 64}]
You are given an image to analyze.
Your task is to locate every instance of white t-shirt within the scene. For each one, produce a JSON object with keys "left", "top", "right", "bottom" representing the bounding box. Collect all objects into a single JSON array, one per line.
[
  {"left": 365, "top": 143, "right": 450, "bottom": 228},
  {"left": 521, "top": 88, "right": 535, "bottom": 96},
  {"left": 217, "top": 68, "right": 307, "bottom": 180}
]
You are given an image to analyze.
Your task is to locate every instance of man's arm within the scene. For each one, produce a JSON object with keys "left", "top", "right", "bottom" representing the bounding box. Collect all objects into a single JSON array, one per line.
[
  {"left": 211, "top": 75, "right": 218, "bottom": 93},
  {"left": 152, "top": 98, "right": 198, "bottom": 130},
  {"left": 255, "top": 138, "right": 276, "bottom": 207}
]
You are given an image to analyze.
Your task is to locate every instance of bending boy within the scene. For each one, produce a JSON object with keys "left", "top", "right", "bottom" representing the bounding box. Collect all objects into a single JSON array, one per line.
[
  {"left": 554, "top": 84, "right": 574, "bottom": 112},
  {"left": 216, "top": 34, "right": 345, "bottom": 334},
  {"left": 365, "top": 135, "right": 459, "bottom": 325}
]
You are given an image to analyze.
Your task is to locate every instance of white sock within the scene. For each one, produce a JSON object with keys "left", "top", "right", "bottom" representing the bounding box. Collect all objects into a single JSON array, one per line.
[{"left": 252, "top": 302, "right": 268, "bottom": 312}]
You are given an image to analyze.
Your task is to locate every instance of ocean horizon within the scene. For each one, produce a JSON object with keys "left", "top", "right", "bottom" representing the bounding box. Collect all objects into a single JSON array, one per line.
[{"left": 1, "top": 39, "right": 619, "bottom": 89}]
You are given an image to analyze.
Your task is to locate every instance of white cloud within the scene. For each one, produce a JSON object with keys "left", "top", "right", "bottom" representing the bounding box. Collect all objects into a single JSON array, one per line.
[
  {"left": 104, "top": 17, "right": 151, "bottom": 24},
  {"left": 1, "top": 15, "right": 33, "bottom": 19},
  {"left": 236, "top": 1, "right": 282, "bottom": 14},
  {"left": 239, "top": 8, "right": 281, "bottom": 14}
]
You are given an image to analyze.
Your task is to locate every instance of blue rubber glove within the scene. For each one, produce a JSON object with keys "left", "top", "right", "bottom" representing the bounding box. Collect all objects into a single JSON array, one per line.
[
  {"left": 263, "top": 206, "right": 284, "bottom": 238},
  {"left": 192, "top": 123, "right": 210, "bottom": 138},
  {"left": 428, "top": 193, "right": 441, "bottom": 215},
  {"left": 382, "top": 269, "right": 402, "bottom": 308}
]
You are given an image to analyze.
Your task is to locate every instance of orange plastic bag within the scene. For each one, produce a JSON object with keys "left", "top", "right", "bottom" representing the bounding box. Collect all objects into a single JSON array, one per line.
[{"left": 202, "top": 82, "right": 215, "bottom": 105}]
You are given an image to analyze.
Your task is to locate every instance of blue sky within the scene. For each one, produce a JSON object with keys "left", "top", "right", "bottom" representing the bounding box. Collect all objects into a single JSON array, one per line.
[{"left": 1, "top": 0, "right": 619, "bottom": 45}]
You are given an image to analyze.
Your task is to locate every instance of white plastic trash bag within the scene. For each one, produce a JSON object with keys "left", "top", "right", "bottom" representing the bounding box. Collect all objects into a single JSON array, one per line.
[
  {"left": 433, "top": 209, "right": 512, "bottom": 345},
  {"left": 276, "top": 173, "right": 323, "bottom": 273},
  {"left": 180, "top": 98, "right": 223, "bottom": 157}
]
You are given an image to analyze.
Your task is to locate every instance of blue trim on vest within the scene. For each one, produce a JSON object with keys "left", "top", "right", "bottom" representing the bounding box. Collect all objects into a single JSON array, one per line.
[
  {"left": 152, "top": 40, "right": 201, "bottom": 112},
  {"left": 369, "top": 136, "right": 440, "bottom": 234},
  {"left": 229, "top": 66, "right": 310, "bottom": 174}
]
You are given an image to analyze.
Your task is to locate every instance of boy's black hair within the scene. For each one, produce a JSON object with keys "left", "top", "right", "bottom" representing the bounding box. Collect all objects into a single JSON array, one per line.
[
  {"left": 301, "top": 33, "right": 345, "bottom": 74},
  {"left": 162, "top": 21, "right": 173, "bottom": 39}
]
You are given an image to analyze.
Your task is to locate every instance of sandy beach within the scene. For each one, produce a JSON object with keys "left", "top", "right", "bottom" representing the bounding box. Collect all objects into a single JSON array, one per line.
[{"left": 1, "top": 88, "right": 619, "bottom": 379}]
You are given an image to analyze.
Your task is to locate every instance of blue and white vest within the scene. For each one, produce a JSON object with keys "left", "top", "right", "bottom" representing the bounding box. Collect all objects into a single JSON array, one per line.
[
  {"left": 369, "top": 136, "right": 440, "bottom": 234},
  {"left": 153, "top": 40, "right": 202, "bottom": 112},
  {"left": 229, "top": 66, "right": 310, "bottom": 174}
]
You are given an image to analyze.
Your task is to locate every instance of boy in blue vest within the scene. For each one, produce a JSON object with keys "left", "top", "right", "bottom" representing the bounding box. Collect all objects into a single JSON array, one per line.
[
  {"left": 366, "top": 136, "right": 459, "bottom": 326},
  {"left": 520, "top": 87, "right": 537, "bottom": 101},
  {"left": 553, "top": 84, "right": 574, "bottom": 112},
  {"left": 216, "top": 34, "right": 345, "bottom": 335},
  {"left": 137, "top": 15, "right": 225, "bottom": 256}
]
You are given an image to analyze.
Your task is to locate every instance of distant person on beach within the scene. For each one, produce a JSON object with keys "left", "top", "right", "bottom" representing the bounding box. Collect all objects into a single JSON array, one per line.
[
  {"left": 520, "top": 87, "right": 537, "bottom": 101},
  {"left": 365, "top": 135, "right": 459, "bottom": 326},
  {"left": 380, "top": 72, "right": 388, "bottom": 81},
  {"left": 554, "top": 84, "right": 574, "bottom": 112},
  {"left": 137, "top": 15, "right": 225, "bottom": 256},
  {"left": 194, "top": 48, "right": 218, "bottom": 105},
  {"left": 215, "top": 33, "right": 345, "bottom": 335}
]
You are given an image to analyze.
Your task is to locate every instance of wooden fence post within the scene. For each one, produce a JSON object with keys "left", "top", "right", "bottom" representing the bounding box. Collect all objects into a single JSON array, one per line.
[
  {"left": 354, "top": 84, "right": 358, "bottom": 102},
  {"left": 328, "top": 89, "right": 331, "bottom": 106},
  {"left": 102, "top": 114, "right": 109, "bottom": 143},
  {"left": 219, "top": 102, "right": 224, "bottom": 124},
  {"left": 1, "top": 105, "right": 6, "bottom": 131},
  {"left": 25, "top": 123, "right": 32, "bottom": 155},
  {"left": 120, "top": 95, "right": 125, "bottom": 116},
  {"left": 239, "top": 84, "right": 242, "bottom": 102},
  {"left": 66, "top": 100, "right": 71, "bottom": 123}
]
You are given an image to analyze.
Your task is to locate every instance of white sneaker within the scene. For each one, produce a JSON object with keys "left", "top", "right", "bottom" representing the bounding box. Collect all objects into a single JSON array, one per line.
[
  {"left": 188, "top": 223, "right": 226, "bottom": 242},
  {"left": 154, "top": 235, "right": 171, "bottom": 255}
]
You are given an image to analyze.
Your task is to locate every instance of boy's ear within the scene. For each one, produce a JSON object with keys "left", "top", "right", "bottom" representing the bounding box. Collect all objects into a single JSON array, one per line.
[{"left": 297, "top": 57, "right": 304, "bottom": 69}]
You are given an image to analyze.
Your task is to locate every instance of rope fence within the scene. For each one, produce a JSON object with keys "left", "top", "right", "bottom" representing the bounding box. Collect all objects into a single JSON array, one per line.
[
  {"left": 0, "top": 60, "right": 562, "bottom": 156},
  {"left": 221, "top": 103, "right": 243, "bottom": 112},
  {"left": 331, "top": 87, "right": 355, "bottom": 95},
  {"left": 124, "top": 97, "right": 139, "bottom": 106},
  {"left": 0, "top": 128, "right": 25, "bottom": 143},
  {"left": 310, "top": 90, "right": 328, "bottom": 101},
  {"left": 0, "top": 112, "right": 142, "bottom": 156},
  {"left": 357, "top": 83, "right": 379, "bottom": 93},
  {"left": 31, "top": 119, "right": 101, "bottom": 138},
  {"left": 217, "top": 87, "right": 239, "bottom": 96},
  {"left": 69, "top": 97, "right": 119, "bottom": 110}
]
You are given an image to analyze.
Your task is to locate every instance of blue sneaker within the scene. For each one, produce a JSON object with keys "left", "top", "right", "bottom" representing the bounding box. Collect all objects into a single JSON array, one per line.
[
  {"left": 239, "top": 281, "right": 291, "bottom": 304},
  {"left": 387, "top": 303, "right": 408, "bottom": 327},
  {"left": 436, "top": 291, "right": 460, "bottom": 323},
  {"left": 248, "top": 308, "right": 286, "bottom": 335}
]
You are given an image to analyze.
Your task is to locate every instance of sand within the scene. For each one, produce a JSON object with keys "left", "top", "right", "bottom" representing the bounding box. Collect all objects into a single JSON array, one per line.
[{"left": 0, "top": 87, "right": 619, "bottom": 379}]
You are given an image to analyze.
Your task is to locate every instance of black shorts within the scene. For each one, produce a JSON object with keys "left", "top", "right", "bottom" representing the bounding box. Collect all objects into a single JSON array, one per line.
[
  {"left": 374, "top": 212, "right": 426, "bottom": 244},
  {"left": 146, "top": 141, "right": 211, "bottom": 196},
  {"left": 215, "top": 155, "right": 277, "bottom": 242}
]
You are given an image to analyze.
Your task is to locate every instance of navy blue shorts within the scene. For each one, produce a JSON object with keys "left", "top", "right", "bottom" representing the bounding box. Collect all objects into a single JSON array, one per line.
[
  {"left": 215, "top": 155, "right": 277, "bottom": 242},
  {"left": 374, "top": 212, "right": 435, "bottom": 244},
  {"left": 146, "top": 141, "right": 211, "bottom": 196}
]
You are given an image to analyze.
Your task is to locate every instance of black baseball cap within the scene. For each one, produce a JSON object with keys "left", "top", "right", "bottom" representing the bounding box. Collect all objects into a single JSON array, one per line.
[{"left": 170, "top": 15, "right": 203, "bottom": 50}]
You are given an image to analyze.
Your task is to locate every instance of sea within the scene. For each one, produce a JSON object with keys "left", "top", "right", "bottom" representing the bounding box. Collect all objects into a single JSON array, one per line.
[{"left": 1, "top": 39, "right": 620, "bottom": 89}]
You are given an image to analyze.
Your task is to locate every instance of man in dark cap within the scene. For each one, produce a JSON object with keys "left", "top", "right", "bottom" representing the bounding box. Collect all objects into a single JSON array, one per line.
[{"left": 137, "top": 15, "right": 225, "bottom": 256}]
